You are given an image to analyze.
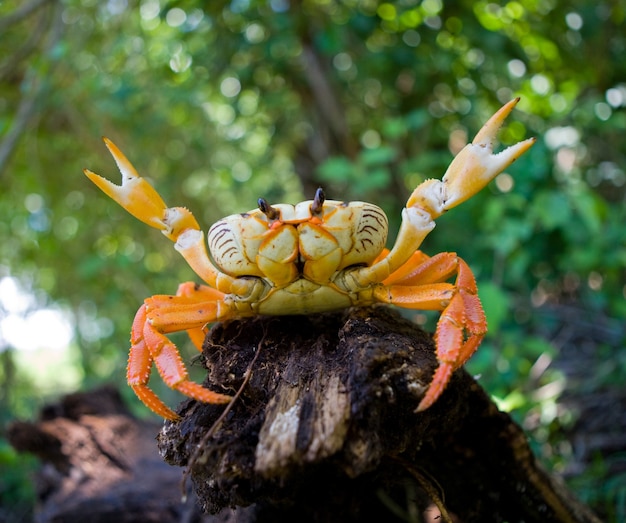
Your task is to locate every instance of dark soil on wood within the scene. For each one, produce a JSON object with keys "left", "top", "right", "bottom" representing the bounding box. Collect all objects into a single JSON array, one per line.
[{"left": 157, "top": 306, "right": 600, "bottom": 523}]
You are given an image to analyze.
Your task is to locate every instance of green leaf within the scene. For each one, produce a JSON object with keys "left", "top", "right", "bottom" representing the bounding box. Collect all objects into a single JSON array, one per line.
[
  {"left": 360, "top": 168, "right": 390, "bottom": 191},
  {"left": 317, "top": 156, "right": 354, "bottom": 183},
  {"left": 359, "top": 145, "right": 396, "bottom": 165},
  {"left": 570, "top": 189, "right": 605, "bottom": 234},
  {"left": 381, "top": 117, "right": 408, "bottom": 139},
  {"left": 531, "top": 190, "right": 572, "bottom": 230},
  {"left": 405, "top": 108, "right": 430, "bottom": 130}
]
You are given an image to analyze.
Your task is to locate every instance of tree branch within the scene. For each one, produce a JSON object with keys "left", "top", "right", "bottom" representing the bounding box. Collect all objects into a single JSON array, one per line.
[
  {"left": 0, "top": 0, "right": 63, "bottom": 177},
  {"left": 0, "top": 0, "right": 54, "bottom": 33}
]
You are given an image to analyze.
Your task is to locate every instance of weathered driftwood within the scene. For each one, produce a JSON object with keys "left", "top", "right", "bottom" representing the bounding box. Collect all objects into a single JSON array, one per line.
[
  {"left": 7, "top": 387, "right": 214, "bottom": 523},
  {"left": 158, "top": 306, "right": 601, "bottom": 523}
]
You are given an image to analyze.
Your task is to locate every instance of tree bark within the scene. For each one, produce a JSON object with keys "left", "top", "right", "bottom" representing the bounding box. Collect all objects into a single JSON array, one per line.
[
  {"left": 8, "top": 386, "right": 213, "bottom": 523},
  {"left": 158, "top": 306, "right": 601, "bottom": 523}
]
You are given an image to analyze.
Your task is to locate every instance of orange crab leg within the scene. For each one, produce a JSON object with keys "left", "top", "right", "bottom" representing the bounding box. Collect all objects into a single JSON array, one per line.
[
  {"left": 383, "top": 251, "right": 460, "bottom": 287},
  {"left": 127, "top": 304, "right": 181, "bottom": 420},
  {"left": 127, "top": 290, "right": 232, "bottom": 420},
  {"left": 375, "top": 254, "right": 487, "bottom": 411},
  {"left": 416, "top": 259, "right": 486, "bottom": 412},
  {"left": 174, "top": 282, "right": 225, "bottom": 351},
  {"left": 185, "top": 327, "right": 206, "bottom": 353},
  {"left": 142, "top": 319, "right": 231, "bottom": 403},
  {"left": 147, "top": 282, "right": 227, "bottom": 331},
  {"left": 374, "top": 282, "right": 456, "bottom": 310}
]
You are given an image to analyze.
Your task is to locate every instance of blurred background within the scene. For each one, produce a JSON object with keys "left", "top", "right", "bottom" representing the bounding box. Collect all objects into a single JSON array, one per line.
[{"left": 1, "top": 0, "right": 624, "bottom": 520}]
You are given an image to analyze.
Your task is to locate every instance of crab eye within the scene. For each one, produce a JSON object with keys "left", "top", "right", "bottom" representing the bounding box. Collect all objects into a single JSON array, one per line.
[
  {"left": 311, "top": 187, "right": 325, "bottom": 215},
  {"left": 258, "top": 198, "right": 280, "bottom": 220}
]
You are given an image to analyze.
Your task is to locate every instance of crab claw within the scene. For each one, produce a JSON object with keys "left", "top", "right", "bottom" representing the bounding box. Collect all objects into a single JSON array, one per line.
[
  {"left": 407, "top": 98, "right": 535, "bottom": 217},
  {"left": 84, "top": 138, "right": 169, "bottom": 229},
  {"left": 84, "top": 138, "right": 201, "bottom": 241},
  {"left": 441, "top": 98, "right": 535, "bottom": 209}
]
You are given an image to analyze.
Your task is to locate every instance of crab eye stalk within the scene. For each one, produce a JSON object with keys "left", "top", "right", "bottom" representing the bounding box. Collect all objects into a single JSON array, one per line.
[
  {"left": 311, "top": 187, "right": 325, "bottom": 216},
  {"left": 258, "top": 198, "right": 281, "bottom": 221}
]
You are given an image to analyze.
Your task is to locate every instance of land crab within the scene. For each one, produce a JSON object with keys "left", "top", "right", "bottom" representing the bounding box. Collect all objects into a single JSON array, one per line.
[{"left": 84, "top": 98, "right": 534, "bottom": 420}]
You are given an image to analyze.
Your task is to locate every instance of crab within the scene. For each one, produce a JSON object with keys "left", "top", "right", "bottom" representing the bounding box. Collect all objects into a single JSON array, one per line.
[{"left": 84, "top": 98, "right": 534, "bottom": 420}]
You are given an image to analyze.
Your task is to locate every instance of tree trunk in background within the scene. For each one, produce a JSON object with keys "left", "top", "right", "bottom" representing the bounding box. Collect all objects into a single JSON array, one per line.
[{"left": 8, "top": 386, "right": 213, "bottom": 523}]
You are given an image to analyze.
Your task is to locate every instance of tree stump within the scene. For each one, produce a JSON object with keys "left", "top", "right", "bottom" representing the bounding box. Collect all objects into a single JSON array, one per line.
[{"left": 158, "top": 306, "right": 601, "bottom": 523}]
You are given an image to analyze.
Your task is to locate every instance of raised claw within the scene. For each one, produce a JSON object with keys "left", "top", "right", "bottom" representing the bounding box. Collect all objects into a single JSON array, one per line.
[
  {"left": 84, "top": 138, "right": 201, "bottom": 242},
  {"left": 407, "top": 98, "right": 535, "bottom": 217},
  {"left": 439, "top": 97, "right": 535, "bottom": 209},
  {"left": 84, "top": 138, "right": 169, "bottom": 229}
]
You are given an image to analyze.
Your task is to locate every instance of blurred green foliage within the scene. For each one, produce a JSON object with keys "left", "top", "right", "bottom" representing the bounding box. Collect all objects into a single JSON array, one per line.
[{"left": 1, "top": 0, "right": 624, "bottom": 520}]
